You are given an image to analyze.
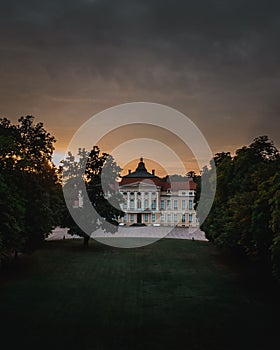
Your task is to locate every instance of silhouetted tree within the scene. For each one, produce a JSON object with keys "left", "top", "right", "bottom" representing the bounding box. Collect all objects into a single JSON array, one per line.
[
  {"left": 0, "top": 116, "right": 63, "bottom": 261},
  {"left": 61, "top": 146, "right": 124, "bottom": 246}
]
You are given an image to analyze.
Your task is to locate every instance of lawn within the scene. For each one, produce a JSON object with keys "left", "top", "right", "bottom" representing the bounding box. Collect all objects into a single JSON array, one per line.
[{"left": 0, "top": 238, "right": 279, "bottom": 350}]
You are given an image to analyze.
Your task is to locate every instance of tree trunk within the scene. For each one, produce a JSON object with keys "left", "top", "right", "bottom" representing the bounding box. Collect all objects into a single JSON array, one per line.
[{"left": 83, "top": 235, "right": 90, "bottom": 247}]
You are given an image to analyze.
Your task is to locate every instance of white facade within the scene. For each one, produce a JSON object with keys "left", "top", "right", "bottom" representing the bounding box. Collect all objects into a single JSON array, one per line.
[{"left": 118, "top": 181, "right": 198, "bottom": 227}]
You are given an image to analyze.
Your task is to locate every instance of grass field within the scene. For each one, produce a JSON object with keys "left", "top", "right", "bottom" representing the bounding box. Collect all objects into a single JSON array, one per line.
[{"left": 0, "top": 238, "right": 279, "bottom": 350}]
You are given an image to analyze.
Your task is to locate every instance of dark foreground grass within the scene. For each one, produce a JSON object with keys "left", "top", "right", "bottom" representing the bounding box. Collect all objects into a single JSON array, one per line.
[{"left": 0, "top": 238, "right": 279, "bottom": 350}]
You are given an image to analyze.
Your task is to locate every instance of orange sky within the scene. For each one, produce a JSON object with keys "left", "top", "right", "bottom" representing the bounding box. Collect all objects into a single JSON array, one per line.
[{"left": 2, "top": 0, "right": 280, "bottom": 174}]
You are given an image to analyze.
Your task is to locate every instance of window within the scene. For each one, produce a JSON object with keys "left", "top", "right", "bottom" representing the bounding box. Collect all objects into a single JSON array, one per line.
[
  {"left": 152, "top": 213, "right": 156, "bottom": 222},
  {"left": 167, "top": 214, "right": 171, "bottom": 222},
  {"left": 182, "top": 200, "right": 186, "bottom": 210},
  {"left": 160, "top": 199, "right": 165, "bottom": 210},
  {"left": 123, "top": 203, "right": 127, "bottom": 209},
  {"left": 123, "top": 192, "right": 127, "bottom": 195},
  {"left": 189, "top": 192, "right": 193, "bottom": 196},
  {"left": 189, "top": 200, "right": 193, "bottom": 210},
  {"left": 189, "top": 214, "right": 193, "bottom": 222},
  {"left": 167, "top": 199, "right": 171, "bottom": 210},
  {"left": 124, "top": 214, "right": 127, "bottom": 221},
  {"left": 137, "top": 199, "right": 141, "bottom": 209},
  {"left": 174, "top": 213, "right": 178, "bottom": 222},
  {"left": 160, "top": 213, "right": 164, "bottom": 222},
  {"left": 130, "top": 199, "right": 134, "bottom": 209},
  {"left": 137, "top": 192, "right": 141, "bottom": 196},
  {"left": 181, "top": 191, "right": 186, "bottom": 196},
  {"left": 152, "top": 199, "right": 156, "bottom": 210},
  {"left": 173, "top": 200, "right": 178, "bottom": 210},
  {"left": 144, "top": 199, "right": 149, "bottom": 209},
  {"left": 144, "top": 213, "right": 149, "bottom": 222},
  {"left": 182, "top": 214, "right": 186, "bottom": 223},
  {"left": 130, "top": 214, "right": 134, "bottom": 221}
]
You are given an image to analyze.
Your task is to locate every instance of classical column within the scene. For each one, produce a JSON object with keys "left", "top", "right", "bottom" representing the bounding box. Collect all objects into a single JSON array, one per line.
[
  {"left": 141, "top": 192, "right": 145, "bottom": 210},
  {"left": 156, "top": 191, "right": 159, "bottom": 211},
  {"left": 148, "top": 192, "right": 152, "bottom": 210},
  {"left": 134, "top": 191, "right": 137, "bottom": 209},
  {"left": 127, "top": 192, "right": 130, "bottom": 210}
]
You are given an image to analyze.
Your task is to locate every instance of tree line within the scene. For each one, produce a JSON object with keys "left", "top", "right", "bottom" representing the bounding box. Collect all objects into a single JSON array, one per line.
[
  {"left": 198, "top": 136, "right": 280, "bottom": 281},
  {"left": 0, "top": 116, "right": 124, "bottom": 262},
  {"left": 1, "top": 116, "right": 279, "bottom": 283}
]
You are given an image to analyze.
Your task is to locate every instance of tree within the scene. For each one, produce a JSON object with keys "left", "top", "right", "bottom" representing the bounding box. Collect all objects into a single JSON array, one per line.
[
  {"left": 0, "top": 172, "right": 26, "bottom": 261},
  {"left": 0, "top": 116, "right": 63, "bottom": 260},
  {"left": 267, "top": 172, "right": 280, "bottom": 280},
  {"left": 186, "top": 171, "right": 196, "bottom": 179},
  {"left": 201, "top": 135, "right": 280, "bottom": 281},
  {"left": 0, "top": 120, "right": 26, "bottom": 260},
  {"left": 61, "top": 146, "right": 124, "bottom": 246},
  {"left": 196, "top": 161, "right": 217, "bottom": 233}
]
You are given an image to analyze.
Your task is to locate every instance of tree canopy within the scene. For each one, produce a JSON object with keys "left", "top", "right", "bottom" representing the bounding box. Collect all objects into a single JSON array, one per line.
[
  {"left": 201, "top": 136, "right": 280, "bottom": 281},
  {"left": 61, "top": 146, "right": 124, "bottom": 246},
  {"left": 0, "top": 116, "right": 63, "bottom": 261}
]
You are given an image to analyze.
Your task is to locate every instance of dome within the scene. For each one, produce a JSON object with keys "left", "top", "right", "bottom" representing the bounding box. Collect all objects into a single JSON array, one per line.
[{"left": 123, "top": 157, "right": 157, "bottom": 178}]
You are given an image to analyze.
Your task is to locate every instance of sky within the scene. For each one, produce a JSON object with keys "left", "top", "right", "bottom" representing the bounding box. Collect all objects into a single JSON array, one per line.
[{"left": 1, "top": 0, "right": 280, "bottom": 175}]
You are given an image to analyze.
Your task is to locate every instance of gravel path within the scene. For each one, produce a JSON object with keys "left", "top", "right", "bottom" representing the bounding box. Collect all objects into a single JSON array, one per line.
[{"left": 47, "top": 226, "right": 207, "bottom": 241}]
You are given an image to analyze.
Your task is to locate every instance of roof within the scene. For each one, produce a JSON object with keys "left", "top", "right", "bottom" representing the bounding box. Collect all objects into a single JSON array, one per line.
[
  {"left": 122, "top": 157, "right": 158, "bottom": 178},
  {"left": 169, "top": 181, "right": 196, "bottom": 191},
  {"left": 119, "top": 178, "right": 196, "bottom": 191},
  {"left": 119, "top": 158, "right": 196, "bottom": 191}
]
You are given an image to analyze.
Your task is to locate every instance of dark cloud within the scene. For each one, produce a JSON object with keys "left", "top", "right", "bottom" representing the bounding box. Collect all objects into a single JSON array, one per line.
[{"left": 0, "top": 0, "right": 280, "bottom": 157}]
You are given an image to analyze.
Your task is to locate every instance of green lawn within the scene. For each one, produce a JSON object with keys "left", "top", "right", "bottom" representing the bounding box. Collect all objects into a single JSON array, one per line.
[{"left": 0, "top": 238, "right": 279, "bottom": 350}]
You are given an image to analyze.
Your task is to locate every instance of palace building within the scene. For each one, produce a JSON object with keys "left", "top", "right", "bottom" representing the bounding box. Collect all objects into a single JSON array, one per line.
[{"left": 118, "top": 158, "right": 199, "bottom": 227}]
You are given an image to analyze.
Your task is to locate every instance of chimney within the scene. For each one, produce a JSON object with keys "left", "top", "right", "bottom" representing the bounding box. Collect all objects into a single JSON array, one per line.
[
  {"left": 152, "top": 169, "right": 155, "bottom": 175},
  {"left": 128, "top": 169, "right": 131, "bottom": 174}
]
